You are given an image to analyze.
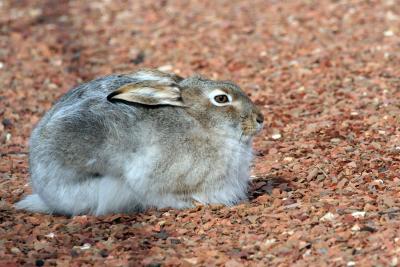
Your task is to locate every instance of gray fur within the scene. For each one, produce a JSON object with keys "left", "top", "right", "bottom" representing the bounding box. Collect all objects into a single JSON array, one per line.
[{"left": 15, "top": 69, "right": 263, "bottom": 215}]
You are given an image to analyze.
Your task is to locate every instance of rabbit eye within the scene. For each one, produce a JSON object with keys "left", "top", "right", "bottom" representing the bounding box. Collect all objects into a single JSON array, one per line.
[
  {"left": 214, "top": 95, "right": 229, "bottom": 103},
  {"left": 209, "top": 89, "right": 232, "bottom": 106}
]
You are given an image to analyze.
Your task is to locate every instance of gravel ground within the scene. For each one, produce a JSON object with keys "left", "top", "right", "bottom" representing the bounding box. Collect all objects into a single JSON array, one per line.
[{"left": 1, "top": 0, "right": 400, "bottom": 266}]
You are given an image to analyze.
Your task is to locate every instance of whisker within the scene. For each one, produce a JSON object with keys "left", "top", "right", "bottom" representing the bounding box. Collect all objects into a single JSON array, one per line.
[{"left": 239, "top": 130, "right": 244, "bottom": 143}]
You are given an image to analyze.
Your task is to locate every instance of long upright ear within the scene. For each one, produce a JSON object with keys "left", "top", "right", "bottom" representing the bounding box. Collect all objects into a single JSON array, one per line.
[{"left": 107, "top": 82, "right": 185, "bottom": 106}]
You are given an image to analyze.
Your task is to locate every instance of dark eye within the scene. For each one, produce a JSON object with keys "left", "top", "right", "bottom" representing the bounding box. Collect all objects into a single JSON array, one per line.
[{"left": 214, "top": 94, "right": 229, "bottom": 103}]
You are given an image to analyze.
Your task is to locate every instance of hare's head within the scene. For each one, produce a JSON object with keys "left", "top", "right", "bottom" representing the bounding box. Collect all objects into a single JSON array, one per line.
[
  {"left": 108, "top": 69, "right": 263, "bottom": 142},
  {"left": 178, "top": 76, "right": 263, "bottom": 142}
]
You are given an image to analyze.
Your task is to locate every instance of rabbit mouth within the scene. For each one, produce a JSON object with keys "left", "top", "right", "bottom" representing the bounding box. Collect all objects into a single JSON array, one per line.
[
  {"left": 241, "top": 122, "right": 263, "bottom": 138},
  {"left": 239, "top": 127, "right": 260, "bottom": 143}
]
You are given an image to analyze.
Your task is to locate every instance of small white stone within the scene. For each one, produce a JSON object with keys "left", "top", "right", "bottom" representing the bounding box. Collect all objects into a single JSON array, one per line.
[
  {"left": 0, "top": 62, "right": 4, "bottom": 69},
  {"left": 158, "top": 65, "right": 173, "bottom": 72},
  {"left": 347, "top": 261, "right": 356, "bottom": 266},
  {"left": 271, "top": 133, "right": 282, "bottom": 140},
  {"left": 264, "top": 238, "right": 276, "bottom": 245},
  {"left": 351, "top": 211, "right": 366, "bottom": 218},
  {"left": 48, "top": 83, "right": 58, "bottom": 90},
  {"left": 283, "top": 157, "right": 293, "bottom": 162},
  {"left": 29, "top": 8, "right": 42, "bottom": 17},
  {"left": 45, "top": 233, "right": 55, "bottom": 238},
  {"left": 384, "top": 30, "right": 394, "bottom": 37},
  {"left": 10, "top": 247, "right": 21, "bottom": 254},
  {"left": 320, "top": 212, "right": 336, "bottom": 222},
  {"left": 372, "top": 179, "right": 384, "bottom": 185},
  {"left": 351, "top": 224, "right": 361, "bottom": 231},
  {"left": 80, "top": 243, "right": 91, "bottom": 250}
]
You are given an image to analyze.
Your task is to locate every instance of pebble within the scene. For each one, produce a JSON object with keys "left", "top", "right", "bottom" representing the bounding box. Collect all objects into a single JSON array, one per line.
[
  {"left": 351, "top": 224, "right": 361, "bottom": 231},
  {"left": 158, "top": 65, "right": 173, "bottom": 72},
  {"left": 330, "top": 138, "right": 341, "bottom": 144},
  {"left": 351, "top": 211, "right": 366, "bottom": 218},
  {"left": 283, "top": 156, "right": 294, "bottom": 162},
  {"left": 45, "top": 233, "right": 55, "bottom": 238},
  {"left": 79, "top": 243, "right": 91, "bottom": 250},
  {"left": 271, "top": 133, "right": 282, "bottom": 140},
  {"left": 11, "top": 247, "right": 21, "bottom": 254},
  {"left": 320, "top": 212, "right": 336, "bottom": 222},
  {"left": 384, "top": 30, "right": 394, "bottom": 37}
]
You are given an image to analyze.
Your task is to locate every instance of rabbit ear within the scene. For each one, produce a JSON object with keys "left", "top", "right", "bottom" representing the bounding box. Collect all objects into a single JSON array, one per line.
[
  {"left": 125, "top": 69, "right": 184, "bottom": 83},
  {"left": 107, "top": 82, "right": 185, "bottom": 106}
]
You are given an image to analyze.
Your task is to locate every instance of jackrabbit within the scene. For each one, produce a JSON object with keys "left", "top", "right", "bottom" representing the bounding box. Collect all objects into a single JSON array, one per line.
[{"left": 15, "top": 69, "right": 264, "bottom": 215}]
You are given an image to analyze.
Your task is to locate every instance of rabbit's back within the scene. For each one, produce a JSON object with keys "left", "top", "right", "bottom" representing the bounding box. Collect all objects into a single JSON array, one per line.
[
  {"left": 29, "top": 74, "right": 197, "bottom": 185},
  {"left": 30, "top": 75, "right": 143, "bottom": 182}
]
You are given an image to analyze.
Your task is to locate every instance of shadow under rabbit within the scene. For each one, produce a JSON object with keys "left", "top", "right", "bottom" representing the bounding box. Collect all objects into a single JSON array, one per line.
[{"left": 248, "top": 175, "right": 294, "bottom": 201}]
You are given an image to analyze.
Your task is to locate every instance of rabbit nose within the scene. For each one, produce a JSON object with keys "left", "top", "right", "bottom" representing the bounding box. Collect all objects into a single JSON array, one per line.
[{"left": 256, "top": 112, "right": 264, "bottom": 124}]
